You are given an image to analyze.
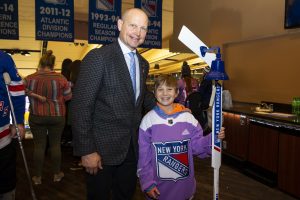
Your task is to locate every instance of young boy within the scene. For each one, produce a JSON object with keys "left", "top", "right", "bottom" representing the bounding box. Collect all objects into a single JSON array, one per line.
[{"left": 138, "top": 75, "right": 225, "bottom": 200}]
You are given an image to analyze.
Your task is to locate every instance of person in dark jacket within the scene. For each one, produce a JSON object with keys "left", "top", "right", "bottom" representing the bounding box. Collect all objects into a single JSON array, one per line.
[
  {"left": 61, "top": 58, "right": 72, "bottom": 81},
  {"left": 197, "top": 65, "right": 213, "bottom": 134},
  {"left": 60, "top": 58, "right": 72, "bottom": 146}
]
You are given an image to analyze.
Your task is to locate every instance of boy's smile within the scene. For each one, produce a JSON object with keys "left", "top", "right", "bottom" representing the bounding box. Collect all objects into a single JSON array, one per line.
[{"left": 155, "top": 83, "right": 178, "bottom": 113}]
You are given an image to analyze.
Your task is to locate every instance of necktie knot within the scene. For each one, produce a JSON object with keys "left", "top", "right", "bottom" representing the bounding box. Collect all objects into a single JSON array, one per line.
[
  {"left": 129, "top": 52, "right": 135, "bottom": 60},
  {"left": 128, "top": 52, "right": 136, "bottom": 98}
]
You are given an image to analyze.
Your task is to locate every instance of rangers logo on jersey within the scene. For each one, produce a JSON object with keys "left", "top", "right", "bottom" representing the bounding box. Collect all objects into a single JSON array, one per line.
[
  {"left": 2, "top": 106, "right": 8, "bottom": 117},
  {"left": 0, "top": 101, "right": 3, "bottom": 111},
  {"left": 153, "top": 139, "right": 190, "bottom": 181}
]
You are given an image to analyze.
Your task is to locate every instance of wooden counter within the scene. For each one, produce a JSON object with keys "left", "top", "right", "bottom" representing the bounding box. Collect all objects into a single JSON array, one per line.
[{"left": 222, "top": 102, "right": 300, "bottom": 198}]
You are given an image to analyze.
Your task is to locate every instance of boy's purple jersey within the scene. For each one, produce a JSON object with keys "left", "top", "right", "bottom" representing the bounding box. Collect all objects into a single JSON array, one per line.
[{"left": 138, "top": 105, "right": 211, "bottom": 200}]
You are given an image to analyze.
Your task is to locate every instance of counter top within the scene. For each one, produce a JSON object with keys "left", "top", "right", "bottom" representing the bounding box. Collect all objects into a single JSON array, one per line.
[{"left": 223, "top": 102, "right": 300, "bottom": 131}]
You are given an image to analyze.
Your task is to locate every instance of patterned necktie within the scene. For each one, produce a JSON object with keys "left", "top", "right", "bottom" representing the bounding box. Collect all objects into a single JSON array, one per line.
[{"left": 128, "top": 52, "right": 136, "bottom": 96}]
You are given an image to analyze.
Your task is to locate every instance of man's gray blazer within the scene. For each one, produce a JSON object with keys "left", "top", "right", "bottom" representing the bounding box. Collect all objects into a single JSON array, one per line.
[{"left": 71, "top": 42, "right": 155, "bottom": 165}]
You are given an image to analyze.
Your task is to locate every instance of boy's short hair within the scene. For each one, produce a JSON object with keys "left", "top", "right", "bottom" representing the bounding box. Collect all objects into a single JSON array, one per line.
[{"left": 154, "top": 75, "right": 178, "bottom": 92}]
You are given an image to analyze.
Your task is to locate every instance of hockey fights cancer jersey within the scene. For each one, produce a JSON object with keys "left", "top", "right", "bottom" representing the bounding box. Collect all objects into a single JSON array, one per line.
[
  {"left": 138, "top": 104, "right": 212, "bottom": 200},
  {"left": 0, "top": 51, "right": 25, "bottom": 149}
]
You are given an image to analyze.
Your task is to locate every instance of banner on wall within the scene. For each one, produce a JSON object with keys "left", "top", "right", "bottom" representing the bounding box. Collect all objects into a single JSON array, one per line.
[
  {"left": 88, "top": 0, "right": 121, "bottom": 44},
  {"left": 0, "top": 0, "right": 19, "bottom": 40},
  {"left": 35, "top": 0, "right": 74, "bottom": 42},
  {"left": 135, "top": 0, "right": 162, "bottom": 49}
]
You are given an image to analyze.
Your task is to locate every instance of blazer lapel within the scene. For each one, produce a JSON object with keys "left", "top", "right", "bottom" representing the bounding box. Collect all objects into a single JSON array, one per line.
[{"left": 136, "top": 53, "right": 146, "bottom": 106}]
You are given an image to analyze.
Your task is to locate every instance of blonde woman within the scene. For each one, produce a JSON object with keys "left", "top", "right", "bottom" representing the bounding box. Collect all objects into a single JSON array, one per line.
[{"left": 24, "top": 50, "right": 72, "bottom": 185}]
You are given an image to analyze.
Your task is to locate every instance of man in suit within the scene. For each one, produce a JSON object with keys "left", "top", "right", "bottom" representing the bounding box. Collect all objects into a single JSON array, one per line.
[{"left": 71, "top": 8, "right": 156, "bottom": 200}]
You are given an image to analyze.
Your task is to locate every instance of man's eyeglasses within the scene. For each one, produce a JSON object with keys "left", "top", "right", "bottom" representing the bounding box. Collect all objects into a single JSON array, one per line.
[{"left": 127, "top": 23, "right": 148, "bottom": 33}]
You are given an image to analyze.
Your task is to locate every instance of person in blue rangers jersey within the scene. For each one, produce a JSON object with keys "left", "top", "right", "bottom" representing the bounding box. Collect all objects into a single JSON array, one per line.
[
  {"left": 0, "top": 50, "right": 25, "bottom": 200},
  {"left": 137, "top": 75, "right": 225, "bottom": 200}
]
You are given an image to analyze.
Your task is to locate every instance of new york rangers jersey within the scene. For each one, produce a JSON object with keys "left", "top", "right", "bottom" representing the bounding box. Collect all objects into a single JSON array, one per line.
[
  {"left": 0, "top": 51, "right": 25, "bottom": 149},
  {"left": 138, "top": 104, "right": 211, "bottom": 200}
]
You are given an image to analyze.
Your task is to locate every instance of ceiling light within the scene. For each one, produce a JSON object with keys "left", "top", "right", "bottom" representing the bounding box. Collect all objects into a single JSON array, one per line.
[
  {"left": 21, "top": 50, "right": 31, "bottom": 56},
  {"left": 142, "top": 49, "right": 180, "bottom": 64}
]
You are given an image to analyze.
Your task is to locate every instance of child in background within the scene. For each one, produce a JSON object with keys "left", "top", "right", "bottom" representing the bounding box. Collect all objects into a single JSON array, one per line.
[{"left": 138, "top": 75, "right": 225, "bottom": 200}]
